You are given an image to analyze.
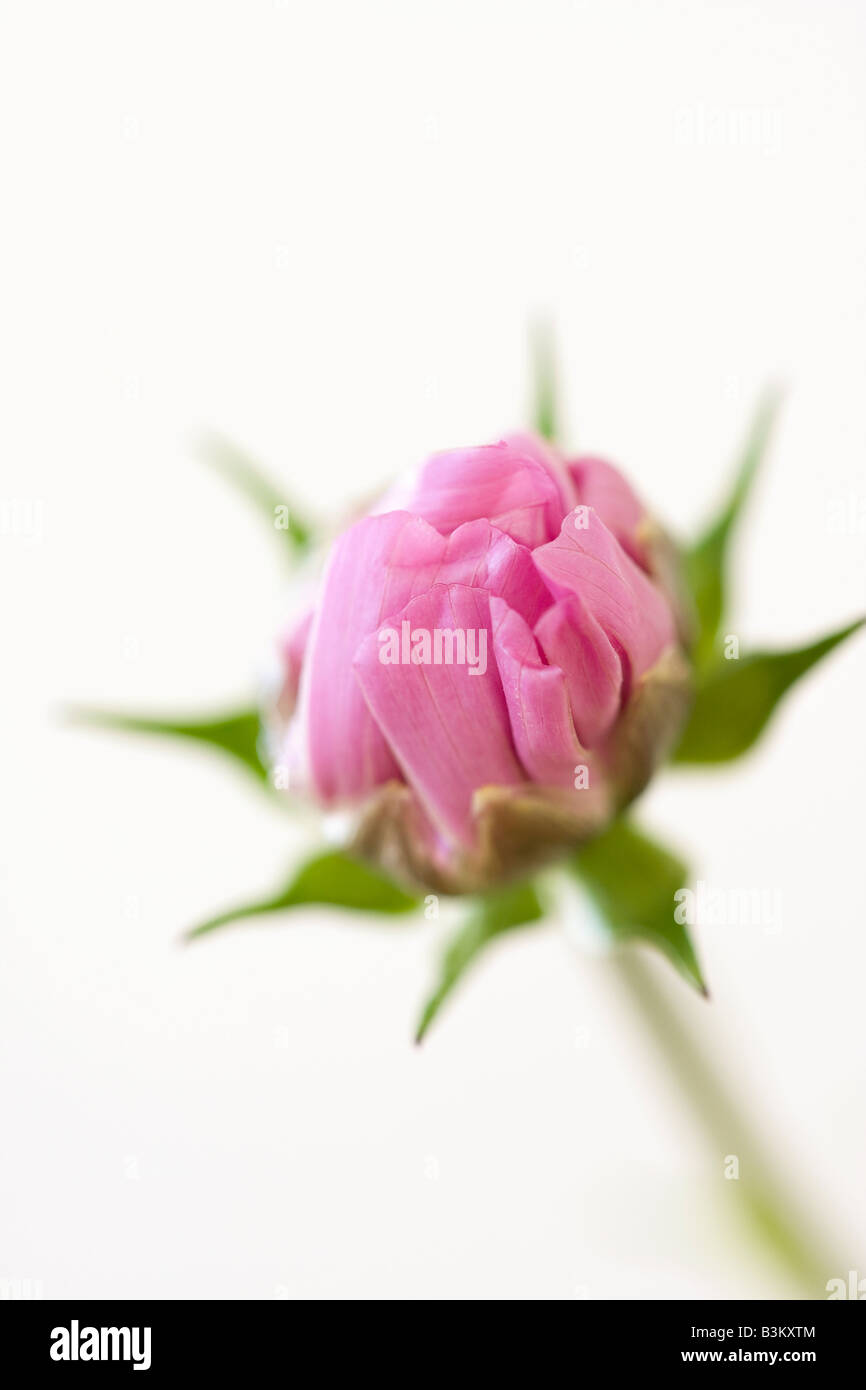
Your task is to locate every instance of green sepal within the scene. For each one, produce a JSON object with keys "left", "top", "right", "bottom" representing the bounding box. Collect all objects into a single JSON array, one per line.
[
  {"left": 572, "top": 818, "right": 706, "bottom": 994},
  {"left": 674, "top": 619, "right": 864, "bottom": 763},
  {"left": 69, "top": 706, "right": 269, "bottom": 785},
  {"left": 199, "top": 433, "right": 313, "bottom": 556},
  {"left": 530, "top": 320, "right": 558, "bottom": 442},
  {"left": 685, "top": 390, "right": 781, "bottom": 669},
  {"left": 415, "top": 880, "right": 545, "bottom": 1043},
  {"left": 187, "top": 849, "right": 419, "bottom": 940}
]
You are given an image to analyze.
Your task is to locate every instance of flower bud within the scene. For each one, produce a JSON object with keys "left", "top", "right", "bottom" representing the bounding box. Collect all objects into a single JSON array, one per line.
[{"left": 272, "top": 435, "right": 691, "bottom": 893}]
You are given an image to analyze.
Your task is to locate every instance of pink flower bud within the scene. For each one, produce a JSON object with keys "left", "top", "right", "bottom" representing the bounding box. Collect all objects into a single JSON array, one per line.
[{"left": 273, "top": 435, "right": 691, "bottom": 893}]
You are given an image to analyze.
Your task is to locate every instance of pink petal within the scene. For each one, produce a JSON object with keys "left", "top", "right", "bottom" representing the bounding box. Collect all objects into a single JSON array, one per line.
[
  {"left": 276, "top": 608, "right": 314, "bottom": 718},
  {"left": 436, "top": 519, "right": 553, "bottom": 628},
  {"left": 403, "top": 440, "right": 566, "bottom": 548},
  {"left": 568, "top": 456, "right": 647, "bottom": 566},
  {"left": 353, "top": 584, "right": 525, "bottom": 848},
  {"left": 534, "top": 593, "right": 623, "bottom": 747},
  {"left": 303, "top": 511, "right": 447, "bottom": 801},
  {"left": 532, "top": 506, "right": 675, "bottom": 684},
  {"left": 301, "top": 510, "right": 553, "bottom": 800},
  {"left": 505, "top": 430, "right": 578, "bottom": 517},
  {"left": 489, "top": 597, "right": 587, "bottom": 787}
]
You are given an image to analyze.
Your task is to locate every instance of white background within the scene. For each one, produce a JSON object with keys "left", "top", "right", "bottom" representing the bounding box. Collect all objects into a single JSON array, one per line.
[{"left": 1, "top": 0, "right": 865, "bottom": 1299}]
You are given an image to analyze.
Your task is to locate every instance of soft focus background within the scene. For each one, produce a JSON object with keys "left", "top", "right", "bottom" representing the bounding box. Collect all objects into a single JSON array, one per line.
[{"left": 2, "top": 0, "right": 865, "bottom": 1299}]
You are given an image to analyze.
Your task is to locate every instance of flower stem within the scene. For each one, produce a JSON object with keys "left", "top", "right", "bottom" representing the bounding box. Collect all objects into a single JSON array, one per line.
[{"left": 611, "top": 948, "right": 841, "bottom": 1297}]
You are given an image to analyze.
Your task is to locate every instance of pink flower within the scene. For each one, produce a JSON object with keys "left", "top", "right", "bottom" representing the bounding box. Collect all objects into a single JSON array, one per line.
[{"left": 274, "top": 435, "right": 691, "bottom": 893}]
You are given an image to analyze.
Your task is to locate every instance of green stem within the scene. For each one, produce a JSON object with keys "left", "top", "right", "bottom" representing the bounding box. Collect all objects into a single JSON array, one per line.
[{"left": 612, "top": 949, "right": 841, "bottom": 1297}]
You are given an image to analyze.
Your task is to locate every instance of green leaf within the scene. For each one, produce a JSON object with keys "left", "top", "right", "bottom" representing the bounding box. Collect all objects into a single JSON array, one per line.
[
  {"left": 685, "top": 389, "right": 781, "bottom": 668},
  {"left": 674, "top": 618, "right": 864, "bottom": 763},
  {"left": 69, "top": 706, "right": 270, "bottom": 786},
  {"left": 530, "top": 319, "right": 558, "bottom": 442},
  {"left": 199, "top": 433, "right": 313, "bottom": 556},
  {"left": 415, "top": 881, "right": 545, "bottom": 1043},
  {"left": 572, "top": 819, "right": 706, "bottom": 994},
  {"left": 187, "top": 849, "right": 419, "bottom": 939}
]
